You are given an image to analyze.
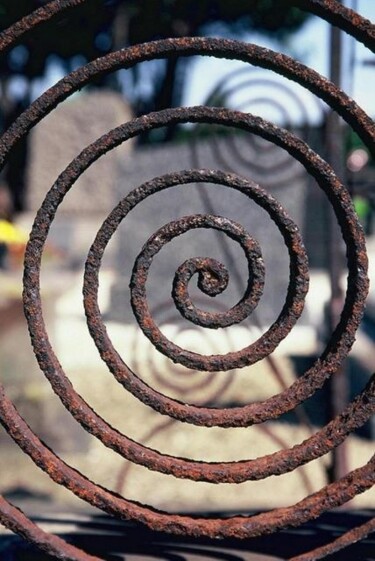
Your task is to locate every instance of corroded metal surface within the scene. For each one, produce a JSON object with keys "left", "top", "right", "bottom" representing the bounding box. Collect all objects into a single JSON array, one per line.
[
  {"left": 289, "top": 516, "right": 375, "bottom": 561},
  {"left": 0, "top": 1, "right": 374, "bottom": 561}
]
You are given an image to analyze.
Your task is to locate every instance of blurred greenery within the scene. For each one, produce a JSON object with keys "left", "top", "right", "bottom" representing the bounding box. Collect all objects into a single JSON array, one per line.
[{"left": 346, "top": 130, "right": 375, "bottom": 166}]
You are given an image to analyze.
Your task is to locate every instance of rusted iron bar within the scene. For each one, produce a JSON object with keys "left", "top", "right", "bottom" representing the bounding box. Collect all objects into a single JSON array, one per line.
[
  {"left": 133, "top": 214, "right": 265, "bottom": 331},
  {"left": 115, "top": 419, "right": 317, "bottom": 497},
  {"left": 15, "top": 101, "right": 373, "bottom": 541},
  {"left": 189, "top": 68, "right": 319, "bottom": 433},
  {"left": 125, "top": 173, "right": 306, "bottom": 371},
  {"left": 1, "top": 381, "right": 374, "bottom": 539},
  {"left": 295, "top": 0, "right": 375, "bottom": 52},
  {"left": 0, "top": 496, "right": 101, "bottom": 561},
  {"left": 289, "top": 516, "right": 375, "bottom": 561},
  {"left": 0, "top": 1, "right": 373, "bottom": 559},
  {"left": 1, "top": 39, "right": 375, "bottom": 174},
  {"left": 28, "top": 107, "right": 367, "bottom": 428},
  {"left": 325, "top": 0, "right": 349, "bottom": 483},
  {"left": 0, "top": 0, "right": 87, "bottom": 53},
  {"left": 1, "top": 0, "right": 373, "bottom": 59}
]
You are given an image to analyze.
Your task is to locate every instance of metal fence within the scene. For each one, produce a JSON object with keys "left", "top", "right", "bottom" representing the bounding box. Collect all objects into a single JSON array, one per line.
[{"left": 0, "top": 1, "right": 374, "bottom": 560}]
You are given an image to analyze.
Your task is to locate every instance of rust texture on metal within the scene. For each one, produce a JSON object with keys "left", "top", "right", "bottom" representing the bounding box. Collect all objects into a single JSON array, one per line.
[
  {"left": 289, "top": 516, "right": 375, "bottom": 561},
  {"left": 0, "top": 1, "right": 374, "bottom": 560}
]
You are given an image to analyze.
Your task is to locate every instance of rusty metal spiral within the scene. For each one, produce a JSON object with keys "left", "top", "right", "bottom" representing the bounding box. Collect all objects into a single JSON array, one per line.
[{"left": 0, "top": 1, "right": 374, "bottom": 560}]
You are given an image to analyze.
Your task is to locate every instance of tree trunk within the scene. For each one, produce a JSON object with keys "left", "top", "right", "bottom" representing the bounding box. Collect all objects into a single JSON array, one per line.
[
  {"left": 0, "top": 79, "right": 30, "bottom": 215},
  {"left": 142, "top": 56, "right": 188, "bottom": 143}
]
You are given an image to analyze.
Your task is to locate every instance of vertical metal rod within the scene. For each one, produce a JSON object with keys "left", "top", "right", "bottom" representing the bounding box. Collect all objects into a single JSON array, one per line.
[{"left": 326, "top": 0, "right": 349, "bottom": 482}]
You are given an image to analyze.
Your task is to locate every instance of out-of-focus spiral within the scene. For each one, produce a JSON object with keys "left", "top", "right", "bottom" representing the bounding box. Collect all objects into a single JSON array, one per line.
[
  {"left": 0, "top": 2, "right": 374, "bottom": 560},
  {"left": 190, "top": 67, "right": 326, "bottom": 187}
]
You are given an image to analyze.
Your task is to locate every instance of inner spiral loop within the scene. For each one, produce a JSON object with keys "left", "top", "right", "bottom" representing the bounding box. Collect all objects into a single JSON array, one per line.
[
  {"left": 185, "top": 257, "right": 230, "bottom": 297},
  {"left": 130, "top": 214, "right": 265, "bottom": 352}
]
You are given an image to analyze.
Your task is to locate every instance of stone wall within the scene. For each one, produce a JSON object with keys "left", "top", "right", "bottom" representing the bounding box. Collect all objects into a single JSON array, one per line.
[{"left": 25, "top": 89, "right": 133, "bottom": 267}]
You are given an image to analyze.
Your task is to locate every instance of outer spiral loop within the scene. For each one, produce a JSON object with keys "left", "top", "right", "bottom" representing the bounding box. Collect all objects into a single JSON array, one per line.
[
  {"left": 25, "top": 105, "right": 365, "bottom": 430},
  {"left": 0, "top": 3, "right": 373, "bottom": 559}
]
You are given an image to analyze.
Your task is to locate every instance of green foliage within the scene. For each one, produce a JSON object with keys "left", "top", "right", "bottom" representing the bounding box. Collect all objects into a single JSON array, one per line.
[{"left": 346, "top": 129, "right": 374, "bottom": 166}]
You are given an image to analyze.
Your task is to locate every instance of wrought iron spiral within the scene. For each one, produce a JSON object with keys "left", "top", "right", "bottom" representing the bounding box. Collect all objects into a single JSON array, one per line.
[{"left": 0, "top": 1, "right": 374, "bottom": 560}]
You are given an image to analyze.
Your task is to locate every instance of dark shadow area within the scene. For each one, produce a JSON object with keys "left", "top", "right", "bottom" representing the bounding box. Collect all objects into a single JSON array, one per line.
[{"left": 1, "top": 510, "right": 374, "bottom": 561}]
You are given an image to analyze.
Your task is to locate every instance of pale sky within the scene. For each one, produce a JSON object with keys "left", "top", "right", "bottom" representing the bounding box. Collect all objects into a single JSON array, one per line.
[{"left": 184, "top": 0, "right": 375, "bottom": 122}]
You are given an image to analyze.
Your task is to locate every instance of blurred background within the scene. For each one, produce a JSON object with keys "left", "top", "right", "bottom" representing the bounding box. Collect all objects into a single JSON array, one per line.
[{"left": 0, "top": 0, "right": 374, "bottom": 519}]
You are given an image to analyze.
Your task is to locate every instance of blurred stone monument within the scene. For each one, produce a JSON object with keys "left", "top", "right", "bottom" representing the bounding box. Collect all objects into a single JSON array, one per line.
[
  {"left": 109, "top": 133, "right": 309, "bottom": 330},
  {"left": 26, "top": 89, "right": 133, "bottom": 268},
  {"left": 2, "top": 90, "right": 133, "bottom": 462}
]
